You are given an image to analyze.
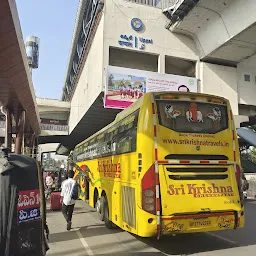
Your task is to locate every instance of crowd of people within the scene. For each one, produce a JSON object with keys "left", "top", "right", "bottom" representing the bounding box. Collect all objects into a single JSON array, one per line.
[
  {"left": 117, "top": 83, "right": 190, "bottom": 100},
  {"left": 119, "top": 84, "right": 144, "bottom": 99}
]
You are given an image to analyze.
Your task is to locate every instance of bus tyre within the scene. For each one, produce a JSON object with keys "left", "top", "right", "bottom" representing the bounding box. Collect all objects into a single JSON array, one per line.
[
  {"left": 103, "top": 196, "right": 115, "bottom": 229},
  {"left": 96, "top": 197, "right": 104, "bottom": 221}
]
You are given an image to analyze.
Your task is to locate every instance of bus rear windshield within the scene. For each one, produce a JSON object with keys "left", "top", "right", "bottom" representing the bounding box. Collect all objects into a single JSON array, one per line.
[{"left": 156, "top": 100, "right": 228, "bottom": 134}]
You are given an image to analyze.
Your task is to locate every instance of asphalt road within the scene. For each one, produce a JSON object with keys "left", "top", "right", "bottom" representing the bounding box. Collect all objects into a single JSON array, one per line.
[{"left": 46, "top": 199, "right": 256, "bottom": 256}]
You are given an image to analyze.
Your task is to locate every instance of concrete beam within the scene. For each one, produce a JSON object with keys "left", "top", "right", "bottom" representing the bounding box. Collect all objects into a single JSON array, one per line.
[{"left": 167, "top": 0, "right": 256, "bottom": 64}]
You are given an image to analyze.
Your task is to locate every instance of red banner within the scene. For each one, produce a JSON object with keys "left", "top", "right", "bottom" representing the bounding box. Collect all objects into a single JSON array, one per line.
[{"left": 17, "top": 189, "right": 40, "bottom": 210}]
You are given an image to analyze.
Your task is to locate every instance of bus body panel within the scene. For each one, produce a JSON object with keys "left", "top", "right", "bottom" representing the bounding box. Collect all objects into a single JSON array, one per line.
[{"left": 158, "top": 164, "right": 242, "bottom": 216}]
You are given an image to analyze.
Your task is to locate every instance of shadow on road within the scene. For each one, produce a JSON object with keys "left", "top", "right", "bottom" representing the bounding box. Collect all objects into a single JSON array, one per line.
[
  {"left": 46, "top": 199, "right": 256, "bottom": 255},
  {"left": 137, "top": 233, "right": 236, "bottom": 255},
  {"left": 49, "top": 224, "right": 122, "bottom": 243}
]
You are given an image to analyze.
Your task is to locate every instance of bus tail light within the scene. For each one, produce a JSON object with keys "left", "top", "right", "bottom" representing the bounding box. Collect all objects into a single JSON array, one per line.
[
  {"left": 235, "top": 165, "right": 242, "bottom": 189},
  {"left": 142, "top": 165, "right": 156, "bottom": 215},
  {"left": 235, "top": 165, "right": 243, "bottom": 203}
]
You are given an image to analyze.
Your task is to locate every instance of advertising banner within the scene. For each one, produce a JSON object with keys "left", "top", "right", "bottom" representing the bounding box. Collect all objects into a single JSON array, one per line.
[
  {"left": 25, "top": 36, "right": 40, "bottom": 69},
  {"left": 40, "top": 118, "right": 68, "bottom": 132},
  {"left": 104, "top": 66, "right": 197, "bottom": 109}
]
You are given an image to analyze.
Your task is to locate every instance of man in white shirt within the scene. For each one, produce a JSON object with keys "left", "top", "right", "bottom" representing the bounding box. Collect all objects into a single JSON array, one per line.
[{"left": 61, "top": 170, "right": 76, "bottom": 231}]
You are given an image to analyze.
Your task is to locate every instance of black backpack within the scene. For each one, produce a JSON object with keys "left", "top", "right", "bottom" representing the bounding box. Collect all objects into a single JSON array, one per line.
[{"left": 71, "top": 182, "right": 80, "bottom": 200}]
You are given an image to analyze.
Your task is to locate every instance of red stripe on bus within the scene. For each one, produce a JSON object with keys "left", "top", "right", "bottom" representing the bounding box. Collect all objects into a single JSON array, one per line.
[
  {"left": 153, "top": 126, "right": 157, "bottom": 137},
  {"left": 200, "top": 160, "right": 210, "bottom": 164},
  {"left": 211, "top": 100, "right": 221, "bottom": 104},
  {"left": 157, "top": 224, "right": 160, "bottom": 236},
  {"left": 234, "top": 151, "right": 236, "bottom": 161},
  {"left": 158, "top": 160, "right": 168, "bottom": 164},
  {"left": 155, "top": 173, "right": 159, "bottom": 185},
  {"left": 162, "top": 212, "right": 234, "bottom": 221},
  {"left": 155, "top": 149, "right": 158, "bottom": 160},
  {"left": 180, "top": 160, "right": 190, "bottom": 164},
  {"left": 152, "top": 103, "right": 155, "bottom": 114},
  {"left": 156, "top": 200, "right": 161, "bottom": 212},
  {"left": 162, "top": 96, "right": 173, "bottom": 100},
  {"left": 219, "top": 160, "right": 228, "bottom": 164}
]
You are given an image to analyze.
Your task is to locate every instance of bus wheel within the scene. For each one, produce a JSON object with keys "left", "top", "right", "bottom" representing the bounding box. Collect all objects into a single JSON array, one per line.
[
  {"left": 102, "top": 196, "right": 115, "bottom": 229},
  {"left": 96, "top": 197, "right": 104, "bottom": 221}
]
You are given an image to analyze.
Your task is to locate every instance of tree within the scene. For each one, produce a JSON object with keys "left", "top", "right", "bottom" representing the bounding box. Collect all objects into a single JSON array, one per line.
[
  {"left": 249, "top": 147, "right": 256, "bottom": 163},
  {"left": 108, "top": 74, "right": 114, "bottom": 89}
]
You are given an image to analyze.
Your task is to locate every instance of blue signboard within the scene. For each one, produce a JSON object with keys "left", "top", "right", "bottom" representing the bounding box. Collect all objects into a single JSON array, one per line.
[
  {"left": 18, "top": 207, "right": 41, "bottom": 224},
  {"left": 118, "top": 34, "right": 153, "bottom": 51}
]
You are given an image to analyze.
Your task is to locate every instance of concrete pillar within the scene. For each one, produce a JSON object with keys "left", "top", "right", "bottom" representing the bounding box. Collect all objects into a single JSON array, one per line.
[
  {"left": 6, "top": 108, "right": 12, "bottom": 150},
  {"left": 195, "top": 61, "right": 202, "bottom": 93},
  {"left": 158, "top": 54, "right": 165, "bottom": 74}
]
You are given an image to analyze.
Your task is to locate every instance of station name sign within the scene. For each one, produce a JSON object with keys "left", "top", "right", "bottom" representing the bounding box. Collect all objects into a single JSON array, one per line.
[{"left": 118, "top": 34, "right": 153, "bottom": 51}]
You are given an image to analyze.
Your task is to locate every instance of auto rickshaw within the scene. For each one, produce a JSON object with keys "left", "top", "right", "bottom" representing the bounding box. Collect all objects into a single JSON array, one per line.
[{"left": 0, "top": 148, "right": 49, "bottom": 256}]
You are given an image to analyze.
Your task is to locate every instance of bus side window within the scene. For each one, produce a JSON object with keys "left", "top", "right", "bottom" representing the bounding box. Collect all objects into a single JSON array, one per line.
[{"left": 115, "top": 111, "right": 138, "bottom": 154}]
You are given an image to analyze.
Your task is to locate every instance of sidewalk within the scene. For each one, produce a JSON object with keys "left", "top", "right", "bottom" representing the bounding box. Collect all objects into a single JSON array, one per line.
[
  {"left": 45, "top": 200, "right": 161, "bottom": 256},
  {"left": 46, "top": 200, "right": 100, "bottom": 256}
]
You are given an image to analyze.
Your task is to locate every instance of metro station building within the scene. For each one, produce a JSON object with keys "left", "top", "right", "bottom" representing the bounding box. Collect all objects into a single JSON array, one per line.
[{"left": 60, "top": 0, "right": 256, "bottom": 151}]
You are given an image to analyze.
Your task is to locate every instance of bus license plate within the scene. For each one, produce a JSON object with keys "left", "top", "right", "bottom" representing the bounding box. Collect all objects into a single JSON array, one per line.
[{"left": 189, "top": 219, "right": 211, "bottom": 227}]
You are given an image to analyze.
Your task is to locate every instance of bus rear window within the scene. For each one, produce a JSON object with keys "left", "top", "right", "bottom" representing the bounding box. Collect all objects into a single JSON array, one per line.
[{"left": 156, "top": 100, "right": 228, "bottom": 134}]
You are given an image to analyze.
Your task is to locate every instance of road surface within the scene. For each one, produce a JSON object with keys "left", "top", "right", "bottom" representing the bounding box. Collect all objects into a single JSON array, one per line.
[{"left": 46, "top": 199, "right": 256, "bottom": 256}]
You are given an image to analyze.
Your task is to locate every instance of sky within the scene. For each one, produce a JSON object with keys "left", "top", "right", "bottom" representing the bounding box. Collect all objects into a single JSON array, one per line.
[{"left": 16, "top": 0, "right": 79, "bottom": 99}]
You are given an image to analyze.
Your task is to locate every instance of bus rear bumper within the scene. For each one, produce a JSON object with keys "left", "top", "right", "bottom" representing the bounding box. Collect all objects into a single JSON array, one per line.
[
  {"left": 137, "top": 211, "right": 244, "bottom": 237},
  {"left": 161, "top": 211, "right": 244, "bottom": 235}
]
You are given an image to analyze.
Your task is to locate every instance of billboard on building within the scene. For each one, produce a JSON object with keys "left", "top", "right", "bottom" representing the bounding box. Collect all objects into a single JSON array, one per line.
[
  {"left": 104, "top": 66, "right": 198, "bottom": 109},
  {"left": 25, "top": 36, "right": 40, "bottom": 69},
  {"left": 40, "top": 119, "right": 69, "bottom": 132}
]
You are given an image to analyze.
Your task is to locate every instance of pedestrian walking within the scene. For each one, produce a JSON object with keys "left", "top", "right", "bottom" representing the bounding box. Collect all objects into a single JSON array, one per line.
[
  {"left": 45, "top": 172, "right": 54, "bottom": 199},
  {"left": 60, "top": 170, "right": 76, "bottom": 231}
]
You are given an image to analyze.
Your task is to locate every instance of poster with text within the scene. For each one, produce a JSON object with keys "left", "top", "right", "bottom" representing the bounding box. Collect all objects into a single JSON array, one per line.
[{"left": 104, "top": 66, "right": 198, "bottom": 109}]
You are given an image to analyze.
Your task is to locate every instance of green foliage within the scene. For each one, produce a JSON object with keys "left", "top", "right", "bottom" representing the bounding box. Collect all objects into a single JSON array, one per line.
[
  {"left": 250, "top": 147, "right": 256, "bottom": 163},
  {"left": 108, "top": 74, "right": 114, "bottom": 88}
]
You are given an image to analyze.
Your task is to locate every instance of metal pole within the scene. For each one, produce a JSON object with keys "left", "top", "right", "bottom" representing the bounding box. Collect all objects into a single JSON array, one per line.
[
  {"left": 15, "top": 110, "right": 25, "bottom": 154},
  {"left": 0, "top": 106, "right": 7, "bottom": 148},
  {"left": 6, "top": 108, "right": 12, "bottom": 150}
]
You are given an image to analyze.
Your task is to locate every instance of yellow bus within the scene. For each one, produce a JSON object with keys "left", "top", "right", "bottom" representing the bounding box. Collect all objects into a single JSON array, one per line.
[{"left": 73, "top": 92, "right": 244, "bottom": 238}]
